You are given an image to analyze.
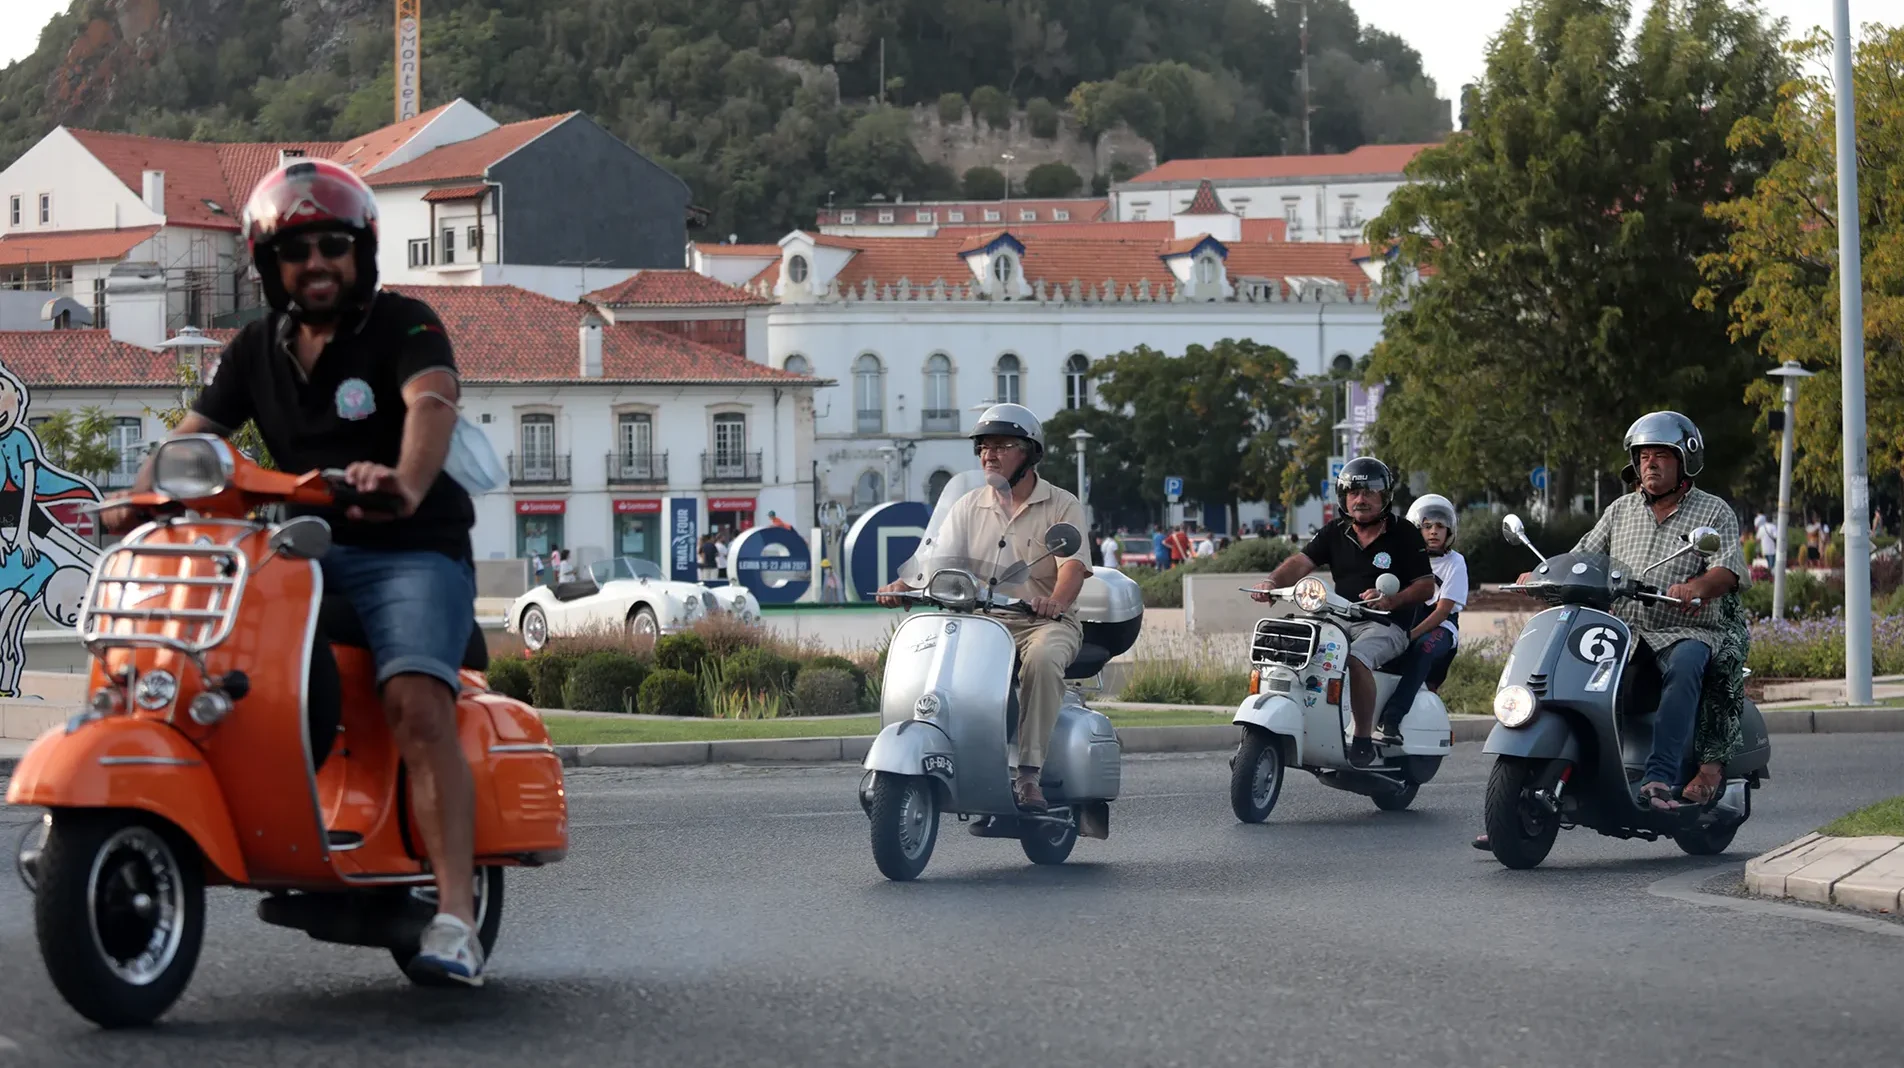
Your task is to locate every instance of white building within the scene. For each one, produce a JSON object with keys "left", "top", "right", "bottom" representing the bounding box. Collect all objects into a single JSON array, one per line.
[
  {"left": 0, "top": 272, "right": 826, "bottom": 577},
  {"left": 1112, "top": 143, "right": 1439, "bottom": 244},
  {"left": 714, "top": 214, "right": 1388, "bottom": 533}
]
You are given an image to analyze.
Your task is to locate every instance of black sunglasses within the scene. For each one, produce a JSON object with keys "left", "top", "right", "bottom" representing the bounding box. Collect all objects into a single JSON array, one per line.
[{"left": 276, "top": 232, "right": 356, "bottom": 263}]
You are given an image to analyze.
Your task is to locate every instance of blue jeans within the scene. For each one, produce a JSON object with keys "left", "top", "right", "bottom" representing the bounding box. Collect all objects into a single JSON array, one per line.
[
  {"left": 1645, "top": 638, "right": 1711, "bottom": 787},
  {"left": 1379, "top": 626, "right": 1456, "bottom": 729},
  {"left": 320, "top": 544, "right": 477, "bottom": 693}
]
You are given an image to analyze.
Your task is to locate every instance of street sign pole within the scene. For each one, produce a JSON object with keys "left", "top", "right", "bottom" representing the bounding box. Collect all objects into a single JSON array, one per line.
[{"left": 1834, "top": 0, "right": 1872, "bottom": 704}]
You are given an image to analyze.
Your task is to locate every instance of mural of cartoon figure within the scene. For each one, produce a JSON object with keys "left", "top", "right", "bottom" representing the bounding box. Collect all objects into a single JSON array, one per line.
[{"left": 0, "top": 362, "right": 104, "bottom": 697}]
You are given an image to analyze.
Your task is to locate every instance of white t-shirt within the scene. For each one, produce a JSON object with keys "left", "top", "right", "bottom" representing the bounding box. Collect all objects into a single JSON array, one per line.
[
  {"left": 1428, "top": 550, "right": 1469, "bottom": 640},
  {"left": 714, "top": 539, "right": 730, "bottom": 569},
  {"left": 1100, "top": 536, "right": 1120, "bottom": 566},
  {"left": 1194, "top": 538, "right": 1215, "bottom": 557},
  {"left": 1754, "top": 519, "right": 1778, "bottom": 555}
]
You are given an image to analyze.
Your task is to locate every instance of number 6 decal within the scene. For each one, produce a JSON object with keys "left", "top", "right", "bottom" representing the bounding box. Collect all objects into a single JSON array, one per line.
[{"left": 1571, "top": 624, "right": 1624, "bottom": 663}]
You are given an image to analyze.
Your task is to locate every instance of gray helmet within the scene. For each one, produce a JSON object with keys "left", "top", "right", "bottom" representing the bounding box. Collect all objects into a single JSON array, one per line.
[
  {"left": 1623, "top": 410, "right": 1704, "bottom": 481},
  {"left": 970, "top": 402, "right": 1045, "bottom": 487}
]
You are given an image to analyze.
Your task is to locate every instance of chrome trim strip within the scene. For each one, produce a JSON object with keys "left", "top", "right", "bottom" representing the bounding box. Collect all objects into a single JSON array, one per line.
[
  {"left": 97, "top": 756, "right": 201, "bottom": 767},
  {"left": 338, "top": 872, "right": 438, "bottom": 886},
  {"left": 488, "top": 743, "right": 556, "bottom": 754},
  {"left": 297, "top": 557, "right": 330, "bottom": 863}
]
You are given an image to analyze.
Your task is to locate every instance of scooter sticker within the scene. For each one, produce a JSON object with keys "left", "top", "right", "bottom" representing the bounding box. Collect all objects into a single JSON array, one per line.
[
  {"left": 923, "top": 754, "right": 954, "bottom": 777},
  {"left": 1304, "top": 675, "right": 1322, "bottom": 691},
  {"left": 1571, "top": 625, "right": 1624, "bottom": 664}
]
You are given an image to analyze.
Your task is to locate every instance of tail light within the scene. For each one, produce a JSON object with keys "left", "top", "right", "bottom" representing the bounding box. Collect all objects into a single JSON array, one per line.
[{"left": 1248, "top": 669, "right": 1261, "bottom": 695}]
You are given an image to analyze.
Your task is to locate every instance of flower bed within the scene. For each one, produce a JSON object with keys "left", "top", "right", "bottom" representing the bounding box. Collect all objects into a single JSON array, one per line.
[{"left": 1748, "top": 615, "right": 1904, "bottom": 679}]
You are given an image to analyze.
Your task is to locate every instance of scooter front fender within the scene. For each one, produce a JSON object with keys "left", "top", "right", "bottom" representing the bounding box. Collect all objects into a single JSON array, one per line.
[
  {"left": 5, "top": 717, "right": 249, "bottom": 885},
  {"left": 1235, "top": 693, "right": 1307, "bottom": 765},
  {"left": 1482, "top": 710, "right": 1581, "bottom": 764},
  {"left": 863, "top": 719, "right": 953, "bottom": 778}
]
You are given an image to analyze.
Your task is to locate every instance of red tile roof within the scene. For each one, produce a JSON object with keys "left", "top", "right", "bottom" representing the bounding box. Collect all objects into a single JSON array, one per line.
[
  {"left": 0, "top": 330, "right": 181, "bottom": 386},
  {"left": 1180, "top": 180, "right": 1230, "bottom": 215},
  {"left": 1127, "top": 143, "right": 1440, "bottom": 184},
  {"left": 0, "top": 226, "right": 161, "bottom": 267},
  {"left": 66, "top": 129, "right": 343, "bottom": 229},
  {"left": 422, "top": 184, "right": 490, "bottom": 202},
  {"left": 583, "top": 270, "right": 770, "bottom": 307},
  {"left": 365, "top": 115, "right": 575, "bottom": 187},
  {"left": 332, "top": 103, "right": 454, "bottom": 177},
  {"left": 694, "top": 243, "right": 783, "bottom": 258},
  {"left": 382, "top": 285, "right": 814, "bottom": 383}
]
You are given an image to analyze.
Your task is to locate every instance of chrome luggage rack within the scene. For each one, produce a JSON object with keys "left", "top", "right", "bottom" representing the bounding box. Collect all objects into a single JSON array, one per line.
[
  {"left": 1250, "top": 617, "right": 1321, "bottom": 670},
  {"left": 78, "top": 524, "right": 250, "bottom": 671}
]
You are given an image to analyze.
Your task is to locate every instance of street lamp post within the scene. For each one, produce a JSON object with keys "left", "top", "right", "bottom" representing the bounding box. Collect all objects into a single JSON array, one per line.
[
  {"left": 1001, "top": 153, "right": 1016, "bottom": 216},
  {"left": 1070, "top": 428, "right": 1093, "bottom": 531},
  {"left": 1833, "top": 0, "right": 1872, "bottom": 705},
  {"left": 153, "top": 326, "right": 224, "bottom": 412},
  {"left": 1767, "top": 361, "right": 1815, "bottom": 621}
]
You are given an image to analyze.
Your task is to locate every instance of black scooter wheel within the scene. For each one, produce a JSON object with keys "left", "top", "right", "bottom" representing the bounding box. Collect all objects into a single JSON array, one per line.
[
  {"left": 869, "top": 772, "right": 938, "bottom": 881},
  {"left": 1673, "top": 824, "right": 1740, "bottom": 856},
  {"left": 1484, "top": 757, "right": 1559, "bottom": 869},
  {"left": 1230, "top": 728, "right": 1284, "bottom": 824}
]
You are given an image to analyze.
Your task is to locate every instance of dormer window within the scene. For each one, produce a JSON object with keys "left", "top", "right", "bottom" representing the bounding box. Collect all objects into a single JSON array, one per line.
[
  {"left": 1196, "top": 255, "right": 1219, "bottom": 285},
  {"left": 992, "top": 254, "right": 1015, "bottom": 284},
  {"left": 948, "top": 210, "right": 965, "bottom": 222},
  {"left": 984, "top": 210, "right": 1001, "bottom": 222},
  {"left": 916, "top": 210, "right": 934, "bottom": 223},
  {"left": 788, "top": 255, "right": 810, "bottom": 284},
  {"left": 1019, "top": 209, "right": 1036, "bottom": 222},
  {"left": 878, "top": 210, "right": 894, "bottom": 223},
  {"left": 1053, "top": 210, "right": 1070, "bottom": 221},
  {"left": 841, "top": 211, "right": 857, "bottom": 223}
]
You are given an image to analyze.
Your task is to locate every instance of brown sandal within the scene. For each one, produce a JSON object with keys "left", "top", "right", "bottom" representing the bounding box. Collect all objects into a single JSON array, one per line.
[
  {"left": 1639, "top": 781, "right": 1680, "bottom": 811},
  {"left": 1680, "top": 764, "right": 1723, "bottom": 805}
]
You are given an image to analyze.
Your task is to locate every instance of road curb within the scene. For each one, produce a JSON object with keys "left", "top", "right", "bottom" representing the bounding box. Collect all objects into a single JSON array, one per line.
[
  {"left": 549, "top": 706, "right": 1904, "bottom": 770},
  {"left": 1744, "top": 832, "right": 1904, "bottom": 915}
]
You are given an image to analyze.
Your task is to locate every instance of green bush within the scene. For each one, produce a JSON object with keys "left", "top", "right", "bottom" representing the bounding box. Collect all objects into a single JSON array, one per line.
[
  {"left": 1458, "top": 507, "right": 1599, "bottom": 583},
  {"left": 561, "top": 651, "right": 649, "bottom": 713},
  {"left": 655, "top": 632, "right": 709, "bottom": 676},
  {"left": 1023, "top": 161, "right": 1082, "bottom": 197},
  {"left": 792, "top": 668, "right": 861, "bottom": 716},
  {"left": 937, "top": 91, "right": 966, "bottom": 124},
  {"left": 969, "top": 85, "right": 1012, "bottom": 129},
  {"left": 1739, "top": 569, "right": 1844, "bottom": 620},
  {"left": 962, "top": 165, "right": 1006, "bottom": 200},
  {"left": 1026, "top": 97, "right": 1060, "bottom": 138},
  {"left": 529, "top": 652, "right": 579, "bottom": 709},
  {"left": 803, "top": 653, "right": 867, "bottom": 697},
  {"left": 720, "top": 647, "right": 800, "bottom": 696},
  {"left": 485, "top": 656, "right": 534, "bottom": 703},
  {"left": 638, "top": 668, "right": 701, "bottom": 717},
  {"left": 1435, "top": 637, "right": 1508, "bottom": 717},
  {"left": 1117, "top": 657, "right": 1249, "bottom": 705}
]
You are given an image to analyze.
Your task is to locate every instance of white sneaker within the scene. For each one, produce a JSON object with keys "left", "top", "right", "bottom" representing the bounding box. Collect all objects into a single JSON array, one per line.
[{"left": 409, "top": 913, "right": 485, "bottom": 987}]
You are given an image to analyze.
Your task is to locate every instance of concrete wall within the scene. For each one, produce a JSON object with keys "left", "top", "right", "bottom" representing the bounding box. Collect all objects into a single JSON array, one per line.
[
  {"left": 910, "top": 107, "right": 1156, "bottom": 184},
  {"left": 476, "top": 558, "right": 530, "bottom": 598}
]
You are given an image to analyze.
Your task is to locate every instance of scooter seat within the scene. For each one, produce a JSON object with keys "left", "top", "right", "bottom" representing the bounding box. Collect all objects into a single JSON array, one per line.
[{"left": 318, "top": 595, "right": 490, "bottom": 671}]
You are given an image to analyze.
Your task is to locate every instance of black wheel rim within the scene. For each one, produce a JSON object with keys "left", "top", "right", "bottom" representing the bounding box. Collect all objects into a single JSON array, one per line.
[{"left": 87, "top": 826, "right": 185, "bottom": 986}]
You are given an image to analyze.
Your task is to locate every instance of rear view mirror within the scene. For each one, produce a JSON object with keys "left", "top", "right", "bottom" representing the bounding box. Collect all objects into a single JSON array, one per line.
[
  {"left": 267, "top": 515, "right": 332, "bottom": 560},
  {"left": 1502, "top": 514, "right": 1525, "bottom": 541},
  {"left": 1375, "top": 573, "right": 1400, "bottom": 597},
  {"left": 1045, "top": 523, "right": 1083, "bottom": 558},
  {"left": 1688, "top": 526, "right": 1723, "bottom": 555}
]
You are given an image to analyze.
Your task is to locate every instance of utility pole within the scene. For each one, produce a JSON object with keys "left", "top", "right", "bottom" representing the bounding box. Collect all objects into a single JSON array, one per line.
[
  {"left": 1832, "top": 0, "right": 1872, "bottom": 704},
  {"left": 879, "top": 38, "right": 886, "bottom": 106},
  {"left": 1299, "top": 0, "right": 1312, "bottom": 155}
]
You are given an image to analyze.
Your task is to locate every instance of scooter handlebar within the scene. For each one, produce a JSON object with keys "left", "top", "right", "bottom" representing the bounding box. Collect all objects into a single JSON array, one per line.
[{"left": 320, "top": 473, "right": 406, "bottom": 517}]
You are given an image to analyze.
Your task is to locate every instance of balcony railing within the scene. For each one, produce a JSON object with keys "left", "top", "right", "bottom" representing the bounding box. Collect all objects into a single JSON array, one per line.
[
  {"left": 921, "top": 408, "right": 959, "bottom": 433},
  {"left": 605, "top": 450, "right": 667, "bottom": 485},
  {"left": 100, "top": 468, "right": 138, "bottom": 490},
  {"left": 702, "top": 451, "right": 763, "bottom": 483},
  {"left": 856, "top": 409, "right": 884, "bottom": 434},
  {"left": 508, "top": 452, "right": 571, "bottom": 486}
]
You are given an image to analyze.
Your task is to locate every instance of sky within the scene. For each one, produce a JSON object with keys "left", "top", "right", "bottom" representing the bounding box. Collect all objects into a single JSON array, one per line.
[{"left": 0, "top": 0, "right": 1883, "bottom": 90}]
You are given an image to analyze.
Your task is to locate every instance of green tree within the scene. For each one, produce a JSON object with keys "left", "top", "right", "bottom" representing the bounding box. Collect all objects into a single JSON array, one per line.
[
  {"left": 962, "top": 165, "right": 1007, "bottom": 199},
  {"left": 150, "top": 362, "right": 275, "bottom": 469},
  {"left": 31, "top": 408, "right": 119, "bottom": 483},
  {"left": 1042, "top": 406, "right": 1150, "bottom": 529},
  {"left": 826, "top": 108, "right": 937, "bottom": 202},
  {"left": 937, "top": 91, "right": 967, "bottom": 124},
  {"left": 1363, "top": 0, "right": 1789, "bottom": 505},
  {"left": 969, "top": 85, "right": 1013, "bottom": 129},
  {"left": 1698, "top": 23, "right": 1904, "bottom": 498},
  {"left": 1026, "top": 96, "right": 1060, "bottom": 138},
  {"left": 1022, "top": 161, "right": 1082, "bottom": 197}
]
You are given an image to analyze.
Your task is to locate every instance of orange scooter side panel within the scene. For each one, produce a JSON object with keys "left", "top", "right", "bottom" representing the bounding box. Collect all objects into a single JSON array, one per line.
[
  {"left": 4, "top": 718, "right": 251, "bottom": 886},
  {"left": 470, "top": 692, "right": 569, "bottom": 861}
]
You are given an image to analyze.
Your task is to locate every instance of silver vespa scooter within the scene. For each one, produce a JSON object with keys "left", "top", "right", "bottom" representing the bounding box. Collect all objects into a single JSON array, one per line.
[{"left": 856, "top": 472, "right": 1143, "bottom": 881}]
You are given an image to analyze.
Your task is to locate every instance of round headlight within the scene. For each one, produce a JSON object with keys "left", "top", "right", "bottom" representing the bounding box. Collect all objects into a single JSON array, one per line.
[
  {"left": 927, "top": 570, "right": 979, "bottom": 609},
  {"left": 134, "top": 670, "right": 178, "bottom": 710},
  {"left": 152, "top": 436, "right": 233, "bottom": 499},
  {"left": 1292, "top": 576, "right": 1329, "bottom": 613},
  {"left": 1493, "top": 685, "right": 1537, "bottom": 727}
]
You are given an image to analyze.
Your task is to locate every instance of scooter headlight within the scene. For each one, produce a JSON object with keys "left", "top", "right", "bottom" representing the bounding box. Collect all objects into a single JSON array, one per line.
[
  {"left": 1493, "top": 685, "right": 1537, "bottom": 728},
  {"left": 1291, "top": 576, "right": 1329, "bottom": 613},
  {"left": 151, "top": 435, "right": 234, "bottom": 500},
  {"left": 927, "top": 569, "right": 979, "bottom": 610}
]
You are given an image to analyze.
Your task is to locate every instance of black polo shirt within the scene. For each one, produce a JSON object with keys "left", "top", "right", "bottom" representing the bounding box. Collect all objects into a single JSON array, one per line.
[
  {"left": 1301, "top": 514, "right": 1433, "bottom": 624},
  {"left": 192, "top": 292, "right": 475, "bottom": 562}
]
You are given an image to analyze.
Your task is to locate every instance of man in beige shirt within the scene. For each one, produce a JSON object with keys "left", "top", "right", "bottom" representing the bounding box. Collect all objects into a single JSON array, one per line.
[{"left": 879, "top": 403, "right": 1088, "bottom": 810}]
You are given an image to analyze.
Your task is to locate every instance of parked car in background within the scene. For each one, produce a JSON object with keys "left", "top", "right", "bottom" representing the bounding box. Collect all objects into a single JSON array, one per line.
[
  {"left": 506, "top": 556, "right": 761, "bottom": 650},
  {"left": 1117, "top": 536, "right": 1155, "bottom": 567}
]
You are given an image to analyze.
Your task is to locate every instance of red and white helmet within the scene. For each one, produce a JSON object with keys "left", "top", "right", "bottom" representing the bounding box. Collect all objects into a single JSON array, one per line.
[{"left": 241, "top": 157, "right": 380, "bottom": 315}]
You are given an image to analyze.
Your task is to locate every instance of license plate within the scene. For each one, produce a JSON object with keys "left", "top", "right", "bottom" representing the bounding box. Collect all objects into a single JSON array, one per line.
[{"left": 923, "top": 754, "right": 954, "bottom": 776}]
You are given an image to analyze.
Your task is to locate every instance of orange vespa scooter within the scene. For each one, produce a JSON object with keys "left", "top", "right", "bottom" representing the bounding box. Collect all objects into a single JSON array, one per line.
[{"left": 7, "top": 433, "right": 568, "bottom": 1028}]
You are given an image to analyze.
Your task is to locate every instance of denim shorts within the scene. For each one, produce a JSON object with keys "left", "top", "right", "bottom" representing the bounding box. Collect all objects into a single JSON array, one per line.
[{"left": 319, "top": 543, "right": 477, "bottom": 693}]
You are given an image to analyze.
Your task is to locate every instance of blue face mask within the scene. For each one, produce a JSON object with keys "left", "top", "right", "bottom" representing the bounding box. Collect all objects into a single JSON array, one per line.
[{"left": 418, "top": 391, "right": 505, "bottom": 495}]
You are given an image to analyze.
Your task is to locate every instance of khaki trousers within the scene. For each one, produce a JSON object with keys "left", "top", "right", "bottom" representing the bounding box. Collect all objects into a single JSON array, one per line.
[{"left": 1000, "top": 615, "right": 1083, "bottom": 768}]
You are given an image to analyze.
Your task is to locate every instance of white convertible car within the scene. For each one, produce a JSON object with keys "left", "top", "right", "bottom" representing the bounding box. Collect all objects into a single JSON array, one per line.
[{"left": 504, "top": 556, "right": 761, "bottom": 650}]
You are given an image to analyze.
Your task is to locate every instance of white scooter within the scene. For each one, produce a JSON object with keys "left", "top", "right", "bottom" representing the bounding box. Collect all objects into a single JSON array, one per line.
[{"left": 1229, "top": 573, "right": 1453, "bottom": 821}]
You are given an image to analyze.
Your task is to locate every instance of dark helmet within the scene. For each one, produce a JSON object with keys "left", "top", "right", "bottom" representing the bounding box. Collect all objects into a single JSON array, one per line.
[
  {"left": 1621, "top": 410, "right": 1704, "bottom": 484},
  {"left": 242, "top": 158, "right": 381, "bottom": 317},
  {"left": 1335, "top": 456, "right": 1394, "bottom": 517}
]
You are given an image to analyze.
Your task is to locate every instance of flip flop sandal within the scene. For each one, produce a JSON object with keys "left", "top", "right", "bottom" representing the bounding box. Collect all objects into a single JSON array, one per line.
[
  {"left": 1638, "top": 781, "right": 1680, "bottom": 811},
  {"left": 1681, "top": 767, "right": 1724, "bottom": 806}
]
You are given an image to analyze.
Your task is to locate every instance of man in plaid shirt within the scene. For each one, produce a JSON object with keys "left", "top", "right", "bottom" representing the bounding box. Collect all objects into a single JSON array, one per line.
[{"left": 1557, "top": 413, "right": 1746, "bottom": 811}]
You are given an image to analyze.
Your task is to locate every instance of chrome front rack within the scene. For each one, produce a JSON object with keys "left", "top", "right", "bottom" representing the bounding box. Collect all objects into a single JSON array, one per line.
[{"left": 78, "top": 524, "right": 251, "bottom": 674}]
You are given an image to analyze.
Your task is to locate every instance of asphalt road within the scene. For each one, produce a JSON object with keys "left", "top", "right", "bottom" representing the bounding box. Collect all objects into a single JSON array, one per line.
[{"left": 1, "top": 734, "right": 1900, "bottom": 1067}]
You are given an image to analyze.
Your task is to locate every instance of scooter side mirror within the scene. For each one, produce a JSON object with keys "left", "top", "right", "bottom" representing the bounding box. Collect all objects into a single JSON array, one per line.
[
  {"left": 1044, "top": 523, "right": 1083, "bottom": 558},
  {"left": 1687, "top": 526, "right": 1723, "bottom": 555},
  {"left": 1502, "top": 514, "right": 1526, "bottom": 541},
  {"left": 267, "top": 515, "right": 332, "bottom": 560},
  {"left": 1375, "top": 572, "right": 1400, "bottom": 597}
]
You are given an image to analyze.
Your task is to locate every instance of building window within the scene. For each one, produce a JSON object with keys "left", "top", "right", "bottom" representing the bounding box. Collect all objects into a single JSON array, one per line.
[
  {"left": 926, "top": 469, "right": 954, "bottom": 505},
  {"left": 948, "top": 210, "right": 965, "bottom": 223},
  {"left": 38, "top": 193, "right": 51, "bottom": 225},
  {"left": 984, "top": 209, "right": 1001, "bottom": 222},
  {"left": 617, "top": 412, "right": 654, "bottom": 477},
  {"left": 1132, "top": 207, "right": 1149, "bottom": 221},
  {"left": 1282, "top": 199, "right": 1301, "bottom": 233},
  {"left": 1063, "top": 353, "right": 1089, "bottom": 410},
  {"left": 440, "top": 227, "right": 455, "bottom": 264},
  {"left": 1196, "top": 255, "right": 1219, "bottom": 285},
  {"left": 467, "top": 226, "right": 483, "bottom": 256},
  {"left": 923, "top": 353, "right": 955, "bottom": 431},
  {"left": 91, "top": 278, "right": 106, "bottom": 327},
  {"left": 518, "top": 413, "right": 556, "bottom": 479},
  {"left": 1337, "top": 197, "right": 1361, "bottom": 235},
  {"left": 788, "top": 255, "right": 809, "bottom": 284},
  {"left": 7, "top": 196, "right": 17, "bottom": 227},
  {"left": 853, "top": 353, "right": 884, "bottom": 434},
  {"left": 854, "top": 469, "right": 885, "bottom": 511},
  {"left": 713, "top": 412, "right": 748, "bottom": 468},
  {"left": 916, "top": 210, "right": 934, "bottom": 223},
  {"left": 994, "top": 354, "right": 1021, "bottom": 405},
  {"left": 840, "top": 211, "right": 857, "bottom": 223},
  {"left": 783, "top": 353, "right": 811, "bottom": 375},
  {"left": 991, "top": 254, "right": 1014, "bottom": 285},
  {"left": 1019, "top": 209, "right": 1036, "bottom": 222},
  {"left": 111, "top": 417, "right": 143, "bottom": 477},
  {"left": 408, "top": 238, "right": 432, "bottom": 267},
  {"left": 1053, "top": 210, "right": 1070, "bottom": 221},
  {"left": 878, "top": 210, "right": 894, "bottom": 223}
]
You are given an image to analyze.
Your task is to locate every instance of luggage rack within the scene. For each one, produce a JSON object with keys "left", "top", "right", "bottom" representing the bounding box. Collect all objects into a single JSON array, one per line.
[
  {"left": 1250, "top": 618, "right": 1321, "bottom": 669},
  {"left": 79, "top": 529, "right": 250, "bottom": 667}
]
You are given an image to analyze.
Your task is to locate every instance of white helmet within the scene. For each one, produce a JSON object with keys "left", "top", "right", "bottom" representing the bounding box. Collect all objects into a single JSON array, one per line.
[{"left": 1406, "top": 493, "right": 1457, "bottom": 539}]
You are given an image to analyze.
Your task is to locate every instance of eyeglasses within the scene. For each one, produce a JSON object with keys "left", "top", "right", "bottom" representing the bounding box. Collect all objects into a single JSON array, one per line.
[
  {"left": 975, "top": 442, "right": 1025, "bottom": 455},
  {"left": 276, "top": 232, "right": 356, "bottom": 263}
]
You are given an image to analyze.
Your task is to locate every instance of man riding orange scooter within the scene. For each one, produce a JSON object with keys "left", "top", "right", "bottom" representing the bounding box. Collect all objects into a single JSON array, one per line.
[{"left": 104, "top": 158, "right": 491, "bottom": 985}]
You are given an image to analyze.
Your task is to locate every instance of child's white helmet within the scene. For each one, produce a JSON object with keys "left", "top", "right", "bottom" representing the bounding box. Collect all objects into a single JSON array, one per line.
[{"left": 1406, "top": 494, "right": 1458, "bottom": 540}]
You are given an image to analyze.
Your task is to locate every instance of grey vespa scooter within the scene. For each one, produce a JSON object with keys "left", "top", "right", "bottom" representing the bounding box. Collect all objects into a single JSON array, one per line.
[{"left": 1481, "top": 514, "right": 1769, "bottom": 869}]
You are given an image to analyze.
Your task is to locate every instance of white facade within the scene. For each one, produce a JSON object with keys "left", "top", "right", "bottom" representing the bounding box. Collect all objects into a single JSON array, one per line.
[
  {"left": 0, "top": 128, "right": 166, "bottom": 237},
  {"left": 1115, "top": 177, "right": 1404, "bottom": 244}
]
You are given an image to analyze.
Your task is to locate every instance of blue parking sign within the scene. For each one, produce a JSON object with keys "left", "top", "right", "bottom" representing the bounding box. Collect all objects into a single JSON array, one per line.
[{"left": 1164, "top": 476, "right": 1183, "bottom": 500}]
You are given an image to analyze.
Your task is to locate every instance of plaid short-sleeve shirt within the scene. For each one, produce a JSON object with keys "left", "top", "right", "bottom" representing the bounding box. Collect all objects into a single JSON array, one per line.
[{"left": 1573, "top": 487, "right": 1748, "bottom": 651}]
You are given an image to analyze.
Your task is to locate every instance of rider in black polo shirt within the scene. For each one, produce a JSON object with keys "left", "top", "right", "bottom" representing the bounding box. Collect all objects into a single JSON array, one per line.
[
  {"left": 1252, "top": 457, "right": 1436, "bottom": 766},
  {"left": 106, "top": 159, "right": 488, "bottom": 986}
]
